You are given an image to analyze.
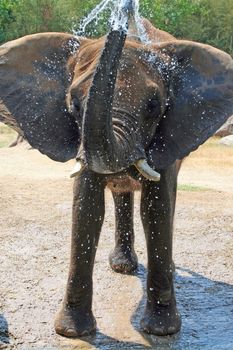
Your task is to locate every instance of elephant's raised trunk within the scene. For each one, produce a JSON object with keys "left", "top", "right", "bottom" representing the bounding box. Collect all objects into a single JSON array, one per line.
[
  {"left": 81, "top": 28, "right": 145, "bottom": 174},
  {"left": 71, "top": 9, "right": 160, "bottom": 181},
  {"left": 83, "top": 29, "right": 126, "bottom": 173}
]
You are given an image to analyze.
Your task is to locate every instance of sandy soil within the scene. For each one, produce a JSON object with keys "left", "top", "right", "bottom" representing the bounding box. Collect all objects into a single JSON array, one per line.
[{"left": 0, "top": 139, "right": 233, "bottom": 350}]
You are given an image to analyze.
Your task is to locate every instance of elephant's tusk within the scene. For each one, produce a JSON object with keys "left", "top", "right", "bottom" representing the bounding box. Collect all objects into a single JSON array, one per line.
[
  {"left": 70, "top": 159, "right": 85, "bottom": 178},
  {"left": 134, "top": 159, "right": 161, "bottom": 182}
]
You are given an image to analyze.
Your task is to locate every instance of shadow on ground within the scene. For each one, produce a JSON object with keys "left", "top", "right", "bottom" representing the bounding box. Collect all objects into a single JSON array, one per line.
[
  {"left": 0, "top": 314, "right": 10, "bottom": 347},
  {"left": 1, "top": 265, "right": 233, "bottom": 349},
  {"left": 130, "top": 265, "right": 233, "bottom": 350},
  {"left": 56, "top": 265, "right": 233, "bottom": 350}
]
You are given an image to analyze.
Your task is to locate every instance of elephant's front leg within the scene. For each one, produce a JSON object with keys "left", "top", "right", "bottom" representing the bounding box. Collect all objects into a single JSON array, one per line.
[
  {"left": 55, "top": 170, "right": 105, "bottom": 337},
  {"left": 109, "top": 192, "right": 138, "bottom": 274},
  {"left": 140, "top": 165, "right": 181, "bottom": 336}
]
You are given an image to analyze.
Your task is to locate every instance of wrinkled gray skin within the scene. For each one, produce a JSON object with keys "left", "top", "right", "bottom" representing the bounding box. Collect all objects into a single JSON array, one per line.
[{"left": 1, "top": 11, "right": 233, "bottom": 338}]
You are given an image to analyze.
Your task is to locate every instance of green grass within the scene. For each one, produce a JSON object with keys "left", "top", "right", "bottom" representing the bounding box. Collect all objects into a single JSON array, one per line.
[{"left": 178, "top": 184, "right": 211, "bottom": 192}]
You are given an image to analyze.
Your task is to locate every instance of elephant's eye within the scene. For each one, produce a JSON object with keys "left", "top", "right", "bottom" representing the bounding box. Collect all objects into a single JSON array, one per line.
[{"left": 147, "top": 98, "right": 161, "bottom": 116}]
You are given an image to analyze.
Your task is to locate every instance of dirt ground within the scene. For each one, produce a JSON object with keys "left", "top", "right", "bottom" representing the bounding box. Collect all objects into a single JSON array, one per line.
[{"left": 0, "top": 136, "right": 233, "bottom": 350}]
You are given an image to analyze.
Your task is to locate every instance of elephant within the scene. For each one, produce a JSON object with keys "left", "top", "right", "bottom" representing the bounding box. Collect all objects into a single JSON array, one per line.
[{"left": 1, "top": 10, "right": 233, "bottom": 338}]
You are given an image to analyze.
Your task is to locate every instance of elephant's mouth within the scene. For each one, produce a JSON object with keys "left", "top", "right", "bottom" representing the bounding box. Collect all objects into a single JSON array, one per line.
[{"left": 70, "top": 157, "right": 160, "bottom": 182}]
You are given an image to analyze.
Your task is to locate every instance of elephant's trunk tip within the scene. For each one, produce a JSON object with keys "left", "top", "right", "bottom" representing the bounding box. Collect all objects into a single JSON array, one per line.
[{"left": 135, "top": 159, "right": 161, "bottom": 182}]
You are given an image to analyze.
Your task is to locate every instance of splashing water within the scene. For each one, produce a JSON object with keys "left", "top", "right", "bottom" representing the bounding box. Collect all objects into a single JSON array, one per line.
[
  {"left": 75, "top": 0, "right": 149, "bottom": 43},
  {"left": 77, "top": 0, "right": 110, "bottom": 34}
]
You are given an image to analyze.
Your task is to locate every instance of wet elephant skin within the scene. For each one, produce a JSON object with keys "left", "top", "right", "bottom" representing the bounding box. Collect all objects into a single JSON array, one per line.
[{"left": 1, "top": 16, "right": 233, "bottom": 338}]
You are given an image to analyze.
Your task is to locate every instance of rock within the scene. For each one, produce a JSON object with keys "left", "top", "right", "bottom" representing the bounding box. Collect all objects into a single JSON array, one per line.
[
  {"left": 219, "top": 135, "right": 233, "bottom": 147},
  {"left": 215, "top": 115, "right": 233, "bottom": 137}
]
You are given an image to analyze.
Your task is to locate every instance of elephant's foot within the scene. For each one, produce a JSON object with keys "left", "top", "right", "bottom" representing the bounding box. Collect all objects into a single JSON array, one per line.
[
  {"left": 54, "top": 305, "right": 96, "bottom": 338},
  {"left": 140, "top": 302, "right": 181, "bottom": 336},
  {"left": 109, "top": 246, "right": 138, "bottom": 274}
]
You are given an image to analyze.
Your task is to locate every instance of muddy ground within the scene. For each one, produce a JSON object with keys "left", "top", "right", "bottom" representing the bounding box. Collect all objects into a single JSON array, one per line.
[{"left": 0, "top": 137, "right": 233, "bottom": 350}]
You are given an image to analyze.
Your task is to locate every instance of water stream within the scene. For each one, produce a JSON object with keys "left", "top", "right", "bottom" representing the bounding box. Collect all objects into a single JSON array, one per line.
[{"left": 75, "top": 0, "right": 149, "bottom": 43}]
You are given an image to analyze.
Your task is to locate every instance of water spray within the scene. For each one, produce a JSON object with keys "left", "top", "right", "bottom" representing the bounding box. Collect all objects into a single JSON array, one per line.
[{"left": 75, "top": 0, "right": 149, "bottom": 43}]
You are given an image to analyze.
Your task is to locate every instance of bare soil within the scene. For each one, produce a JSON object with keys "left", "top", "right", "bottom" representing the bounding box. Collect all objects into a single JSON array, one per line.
[{"left": 0, "top": 138, "right": 233, "bottom": 350}]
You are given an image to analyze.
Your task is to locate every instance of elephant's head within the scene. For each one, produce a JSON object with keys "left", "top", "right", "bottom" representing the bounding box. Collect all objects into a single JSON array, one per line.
[{"left": 1, "top": 21, "right": 233, "bottom": 180}]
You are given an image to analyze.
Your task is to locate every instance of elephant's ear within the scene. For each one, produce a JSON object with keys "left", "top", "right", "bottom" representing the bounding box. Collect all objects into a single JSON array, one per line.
[
  {"left": 148, "top": 41, "right": 233, "bottom": 169},
  {"left": 0, "top": 33, "right": 86, "bottom": 162}
]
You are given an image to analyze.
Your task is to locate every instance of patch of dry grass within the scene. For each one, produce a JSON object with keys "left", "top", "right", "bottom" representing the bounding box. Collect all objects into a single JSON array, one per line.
[
  {"left": 179, "top": 136, "right": 233, "bottom": 193},
  {"left": 183, "top": 137, "right": 233, "bottom": 172}
]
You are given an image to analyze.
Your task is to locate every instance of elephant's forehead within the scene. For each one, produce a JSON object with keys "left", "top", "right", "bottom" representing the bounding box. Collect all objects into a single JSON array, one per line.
[
  {"left": 119, "top": 47, "right": 157, "bottom": 72},
  {"left": 77, "top": 37, "right": 161, "bottom": 68},
  {"left": 117, "top": 47, "right": 166, "bottom": 85},
  {"left": 72, "top": 39, "right": 164, "bottom": 95}
]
